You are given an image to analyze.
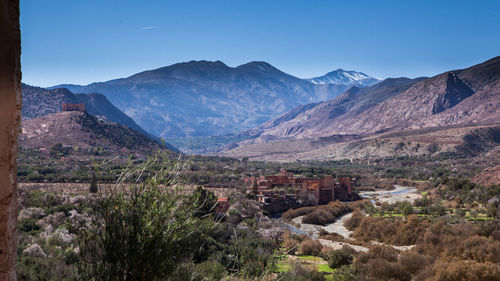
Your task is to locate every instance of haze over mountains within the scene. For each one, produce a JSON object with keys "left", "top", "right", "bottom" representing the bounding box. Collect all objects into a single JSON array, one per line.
[{"left": 51, "top": 61, "right": 378, "bottom": 138}]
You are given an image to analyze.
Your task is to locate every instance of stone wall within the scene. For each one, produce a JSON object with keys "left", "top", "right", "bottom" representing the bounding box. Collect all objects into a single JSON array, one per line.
[{"left": 0, "top": 0, "right": 21, "bottom": 280}]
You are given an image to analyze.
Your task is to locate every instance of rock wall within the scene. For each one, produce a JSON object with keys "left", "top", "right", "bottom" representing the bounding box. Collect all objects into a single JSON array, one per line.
[{"left": 0, "top": 0, "right": 21, "bottom": 280}]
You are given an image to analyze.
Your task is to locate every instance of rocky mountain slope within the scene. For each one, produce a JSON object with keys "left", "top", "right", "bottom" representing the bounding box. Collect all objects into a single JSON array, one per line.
[
  {"left": 19, "top": 111, "right": 167, "bottom": 156},
  {"left": 307, "top": 69, "right": 380, "bottom": 86},
  {"left": 222, "top": 124, "right": 500, "bottom": 162},
  {"left": 22, "top": 84, "right": 147, "bottom": 136},
  {"left": 236, "top": 56, "right": 500, "bottom": 143},
  {"left": 237, "top": 77, "right": 427, "bottom": 143},
  {"left": 473, "top": 165, "right": 500, "bottom": 186},
  {"left": 22, "top": 84, "right": 178, "bottom": 152},
  {"left": 52, "top": 61, "right": 370, "bottom": 138}
]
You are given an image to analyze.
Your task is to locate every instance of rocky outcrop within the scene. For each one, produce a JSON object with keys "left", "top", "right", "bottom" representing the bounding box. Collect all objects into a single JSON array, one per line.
[{"left": 0, "top": 1, "right": 21, "bottom": 280}]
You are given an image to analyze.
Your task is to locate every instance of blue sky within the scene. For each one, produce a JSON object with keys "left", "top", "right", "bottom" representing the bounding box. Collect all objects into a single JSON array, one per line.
[{"left": 21, "top": 0, "right": 500, "bottom": 87}]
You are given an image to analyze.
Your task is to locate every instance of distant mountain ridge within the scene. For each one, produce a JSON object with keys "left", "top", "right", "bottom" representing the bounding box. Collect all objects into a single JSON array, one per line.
[
  {"left": 51, "top": 61, "right": 374, "bottom": 138},
  {"left": 237, "top": 76, "right": 427, "bottom": 143},
  {"left": 307, "top": 69, "right": 381, "bottom": 87},
  {"left": 225, "top": 56, "right": 500, "bottom": 156}
]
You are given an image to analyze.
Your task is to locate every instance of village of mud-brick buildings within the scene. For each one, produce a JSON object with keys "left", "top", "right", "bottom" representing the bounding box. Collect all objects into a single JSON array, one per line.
[{"left": 243, "top": 170, "right": 359, "bottom": 213}]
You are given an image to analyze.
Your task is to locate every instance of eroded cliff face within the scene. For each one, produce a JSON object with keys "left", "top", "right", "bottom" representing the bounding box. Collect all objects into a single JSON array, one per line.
[{"left": 0, "top": 0, "right": 21, "bottom": 280}]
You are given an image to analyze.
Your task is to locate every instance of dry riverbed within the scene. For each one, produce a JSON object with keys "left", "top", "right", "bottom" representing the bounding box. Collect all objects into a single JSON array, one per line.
[{"left": 284, "top": 185, "right": 422, "bottom": 252}]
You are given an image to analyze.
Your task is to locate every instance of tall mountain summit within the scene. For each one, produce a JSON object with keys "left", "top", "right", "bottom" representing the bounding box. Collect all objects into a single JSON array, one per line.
[
  {"left": 51, "top": 61, "right": 372, "bottom": 138},
  {"left": 307, "top": 69, "right": 381, "bottom": 87}
]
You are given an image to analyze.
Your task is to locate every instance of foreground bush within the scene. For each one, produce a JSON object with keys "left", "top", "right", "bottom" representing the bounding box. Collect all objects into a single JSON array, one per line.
[
  {"left": 276, "top": 261, "right": 325, "bottom": 281},
  {"left": 78, "top": 156, "right": 216, "bottom": 281}
]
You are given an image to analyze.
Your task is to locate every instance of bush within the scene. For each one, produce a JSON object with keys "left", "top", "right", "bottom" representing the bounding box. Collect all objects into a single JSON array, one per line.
[
  {"left": 279, "top": 261, "right": 325, "bottom": 281},
  {"left": 425, "top": 260, "right": 500, "bottom": 281},
  {"left": 18, "top": 219, "right": 40, "bottom": 234},
  {"left": 282, "top": 230, "right": 303, "bottom": 254},
  {"left": 302, "top": 201, "right": 352, "bottom": 225},
  {"left": 299, "top": 239, "right": 322, "bottom": 256},
  {"left": 349, "top": 215, "right": 430, "bottom": 245},
  {"left": 89, "top": 173, "right": 98, "bottom": 193},
  {"left": 282, "top": 206, "right": 316, "bottom": 220},
  {"left": 328, "top": 249, "right": 353, "bottom": 269},
  {"left": 331, "top": 265, "right": 357, "bottom": 281},
  {"left": 77, "top": 155, "right": 215, "bottom": 281},
  {"left": 195, "top": 260, "right": 227, "bottom": 281},
  {"left": 344, "top": 211, "right": 363, "bottom": 230}
]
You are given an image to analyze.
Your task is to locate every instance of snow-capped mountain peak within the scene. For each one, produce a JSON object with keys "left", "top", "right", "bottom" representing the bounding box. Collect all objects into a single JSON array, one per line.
[{"left": 307, "top": 69, "right": 381, "bottom": 87}]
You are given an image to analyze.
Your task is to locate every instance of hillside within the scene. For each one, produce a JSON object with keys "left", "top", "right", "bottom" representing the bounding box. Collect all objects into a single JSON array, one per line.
[
  {"left": 222, "top": 56, "right": 500, "bottom": 160},
  {"left": 473, "top": 165, "right": 500, "bottom": 186},
  {"left": 51, "top": 61, "right": 371, "bottom": 138},
  {"left": 231, "top": 56, "right": 500, "bottom": 143},
  {"left": 22, "top": 84, "right": 146, "bottom": 135},
  {"left": 238, "top": 77, "right": 426, "bottom": 143},
  {"left": 19, "top": 111, "right": 167, "bottom": 157},
  {"left": 221, "top": 124, "right": 500, "bottom": 162},
  {"left": 22, "top": 84, "right": 178, "bottom": 152}
]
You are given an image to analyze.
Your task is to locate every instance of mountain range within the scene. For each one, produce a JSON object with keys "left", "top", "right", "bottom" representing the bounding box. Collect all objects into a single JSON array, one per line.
[
  {"left": 51, "top": 61, "right": 379, "bottom": 138},
  {"left": 222, "top": 56, "right": 500, "bottom": 160}
]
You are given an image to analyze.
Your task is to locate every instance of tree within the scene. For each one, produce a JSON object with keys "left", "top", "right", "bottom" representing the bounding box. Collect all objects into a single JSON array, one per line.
[
  {"left": 89, "top": 172, "right": 98, "bottom": 193},
  {"left": 190, "top": 185, "right": 217, "bottom": 218}
]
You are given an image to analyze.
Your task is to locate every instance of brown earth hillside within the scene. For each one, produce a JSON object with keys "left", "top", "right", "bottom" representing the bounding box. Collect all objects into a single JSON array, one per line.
[
  {"left": 19, "top": 111, "right": 165, "bottom": 157},
  {"left": 473, "top": 165, "right": 500, "bottom": 186},
  {"left": 223, "top": 56, "right": 500, "bottom": 160},
  {"left": 236, "top": 56, "right": 500, "bottom": 143},
  {"left": 221, "top": 124, "right": 500, "bottom": 162}
]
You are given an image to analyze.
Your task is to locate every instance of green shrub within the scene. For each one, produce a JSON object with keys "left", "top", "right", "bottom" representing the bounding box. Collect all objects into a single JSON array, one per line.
[
  {"left": 328, "top": 249, "right": 353, "bottom": 269},
  {"left": 89, "top": 173, "right": 98, "bottom": 193},
  {"left": 18, "top": 219, "right": 40, "bottom": 234},
  {"left": 195, "top": 260, "right": 227, "bottom": 281},
  {"left": 77, "top": 155, "right": 216, "bottom": 281}
]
